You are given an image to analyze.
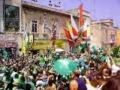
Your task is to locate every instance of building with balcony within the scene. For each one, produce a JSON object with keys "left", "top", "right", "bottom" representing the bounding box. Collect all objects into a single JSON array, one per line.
[{"left": 0, "top": 0, "right": 91, "bottom": 55}]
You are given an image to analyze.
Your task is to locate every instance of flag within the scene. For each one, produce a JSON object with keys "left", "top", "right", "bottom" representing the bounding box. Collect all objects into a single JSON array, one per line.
[
  {"left": 21, "top": 36, "right": 26, "bottom": 55},
  {"left": 64, "top": 20, "right": 79, "bottom": 47},
  {"left": 24, "top": 31, "right": 29, "bottom": 48},
  {"left": 64, "top": 28, "right": 75, "bottom": 47},
  {"left": 79, "top": 4, "right": 84, "bottom": 26},
  {"left": 64, "top": 28, "right": 72, "bottom": 40},
  {"left": 82, "top": 31, "right": 87, "bottom": 39},
  {"left": 68, "top": 39, "right": 76, "bottom": 47},
  {"left": 71, "top": 15, "right": 79, "bottom": 36},
  {"left": 86, "top": 26, "right": 91, "bottom": 38},
  {"left": 29, "top": 34, "right": 34, "bottom": 43},
  {"left": 82, "top": 19, "right": 90, "bottom": 39},
  {"left": 66, "top": 22, "right": 78, "bottom": 40}
]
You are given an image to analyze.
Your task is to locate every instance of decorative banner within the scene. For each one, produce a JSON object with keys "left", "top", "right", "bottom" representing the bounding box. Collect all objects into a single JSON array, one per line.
[
  {"left": 55, "top": 39, "right": 65, "bottom": 48},
  {"left": 32, "top": 40, "right": 51, "bottom": 50},
  {"left": 21, "top": 36, "right": 26, "bottom": 55},
  {"left": 24, "top": 32, "right": 29, "bottom": 48},
  {"left": 31, "top": 39, "right": 65, "bottom": 50},
  {"left": 29, "top": 34, "right": 34, "bottom": 43}
]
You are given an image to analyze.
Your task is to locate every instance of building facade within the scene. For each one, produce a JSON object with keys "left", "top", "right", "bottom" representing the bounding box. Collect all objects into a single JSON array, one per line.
[
  {"left": 91, "top": 19, "right": 117, "bottom": 49},
  {"left": 0, "top": 0, "right": 91, "bottom": 56},
  {"left": 0, "top": 0, "right": 22, "bottom": 58},
  {"left": 21, "top": 0, "right": 80, "bottom": 52}
]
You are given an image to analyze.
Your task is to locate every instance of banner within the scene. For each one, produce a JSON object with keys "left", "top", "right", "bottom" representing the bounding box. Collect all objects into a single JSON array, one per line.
[
  {"left": 21, "top": 36, "right": 26, "bottom": 55},
  {"left": 55, "top": 40, "right": 65, "bottom": 48},
  {"left": 29, "top": 34, "right": 34, "bottom": 43},
  {"left": 31, "top": 39, "right": 65, "bottom": 50},
  {"left": 32, "top": 40, "right": 51, "bottom": 50}
]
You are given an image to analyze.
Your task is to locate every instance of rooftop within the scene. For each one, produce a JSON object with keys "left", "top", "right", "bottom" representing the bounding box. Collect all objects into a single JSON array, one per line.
[
  {"left": 22, "top": 1, "right": 90, "bottom": 18},
  {"left": 22, "top": 1, "right": 77, "bottom": 17}
]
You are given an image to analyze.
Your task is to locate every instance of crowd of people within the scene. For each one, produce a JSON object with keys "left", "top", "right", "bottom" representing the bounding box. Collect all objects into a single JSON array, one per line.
[{"left": 0, "top": 46, "right": 120, "bottom": 90}]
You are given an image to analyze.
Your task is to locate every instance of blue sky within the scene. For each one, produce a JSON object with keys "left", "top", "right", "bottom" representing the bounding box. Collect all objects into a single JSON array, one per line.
[{"left": 27, "top": 0, "right": 120, "bottom": 27}]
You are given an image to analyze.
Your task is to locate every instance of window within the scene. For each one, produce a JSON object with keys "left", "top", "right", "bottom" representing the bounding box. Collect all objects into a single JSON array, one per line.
[
  {"left": 32, "top": 0, "right": 37, "bottom": 2},
  {"left": 32, "top": 21, "right": 37, "bottom": 32}
]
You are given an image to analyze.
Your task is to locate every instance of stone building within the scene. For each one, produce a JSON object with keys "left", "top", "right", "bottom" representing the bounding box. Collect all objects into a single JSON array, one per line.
[
  {"left": 0, "top": 0, "right": 22, "bottom": 58},
  {"left": 21, "top": 0, "right": 80, "bottom": 52},
  {"left": 0, "top": 0, "right": 91, "bottom": 55},
  {"left": 91, "top": 19, "right": 117, "bottom": 49}
]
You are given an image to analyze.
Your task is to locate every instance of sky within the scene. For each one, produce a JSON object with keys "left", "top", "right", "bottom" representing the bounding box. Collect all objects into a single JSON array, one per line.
[{"left": 27, "top": 0, "right": 120, "bottom": 27}]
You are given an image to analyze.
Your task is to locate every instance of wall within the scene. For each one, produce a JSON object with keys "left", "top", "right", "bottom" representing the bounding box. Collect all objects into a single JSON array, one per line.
[
  {"left": 21, "top": 6, "right": 79, "bottom": 50},
  {"left": 107, "top": 28, "right": 116, "bottom": 44},
  {"left": 22, "top": 6, "right": 79, "bottom": 39},
  {"left": 91, "top": 23, "right": 102, "bottom": 47},
  {"left": 91, "top": 20, "right": 117, "bottom": 48},
  {"left": 116, "top": 30, "right": 120, "bottom": 46},
  {"left": 5, "top": 0, "right": 21, "bottom": 6},
  {"left": 5, "top": 0, "right": 21, "bottom": 32}
]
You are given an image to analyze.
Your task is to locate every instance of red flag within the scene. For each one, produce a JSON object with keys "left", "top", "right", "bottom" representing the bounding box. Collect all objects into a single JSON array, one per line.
[
  {"left": 71, "top": 15, "right": 79, "bottom": 36},
  {"left": 79, "top": 4, "right": 84, "bottom": 26},
  {"left": 64, "top": 28, "right": 75, "bottom": 47},
  {"left": 64, "top": 28, "right": 72, "bottom": 40},
  {"left": 82, "top": 19, "right": 90, "bottom": 39},
  {"left": 68, "top": 39, "right": 75, "bottom": 47},
  {"left": 72, "top": 27, "right": 78, "bottom": 36},
  {"left": 82, "top": 31, "right": 87, "bottom": 39}
]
